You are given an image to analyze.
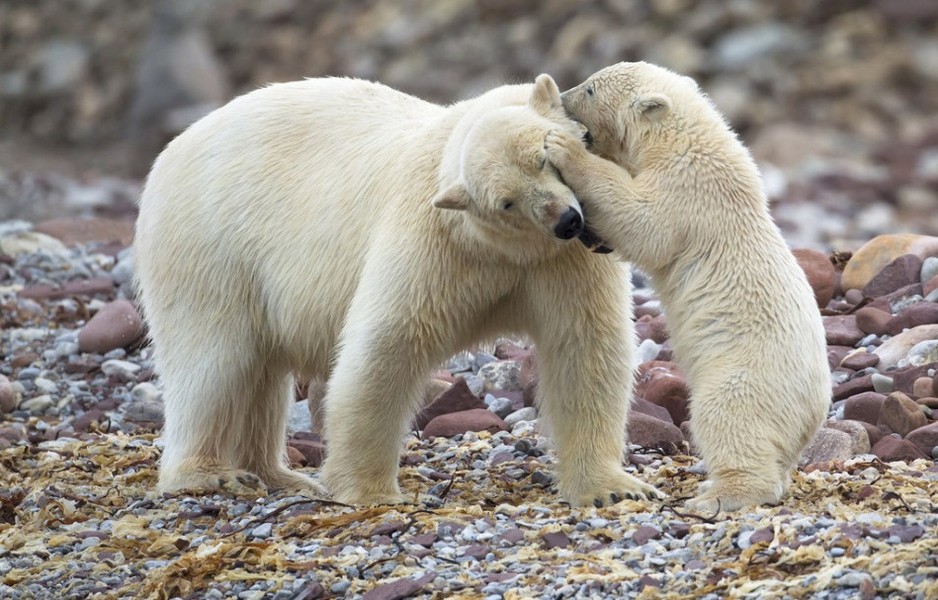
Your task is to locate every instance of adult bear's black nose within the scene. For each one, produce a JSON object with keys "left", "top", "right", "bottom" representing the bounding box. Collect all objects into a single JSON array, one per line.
[{"left": 554, "top": 208, "right": 583, "bottom": 240}]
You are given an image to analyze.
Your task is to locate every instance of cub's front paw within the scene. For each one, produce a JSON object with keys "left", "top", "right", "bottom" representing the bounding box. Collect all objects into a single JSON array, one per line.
[
  {"left": 544, "top": 130, "right": 588, "bottom": 169},
  {"left": 563, "top": 471, "right": 665, "bottom": 508}
]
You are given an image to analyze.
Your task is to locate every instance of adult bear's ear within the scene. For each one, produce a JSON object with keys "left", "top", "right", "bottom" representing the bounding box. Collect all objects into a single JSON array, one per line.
[
  {"left": 431, "top": 183, "right": 471, "bottom": 211},
  {"left": 529, "top": 74, "right": 562, "bottom": 114},
  {"left": 636, "top": 93, "right": 671, "bottom": 121}
]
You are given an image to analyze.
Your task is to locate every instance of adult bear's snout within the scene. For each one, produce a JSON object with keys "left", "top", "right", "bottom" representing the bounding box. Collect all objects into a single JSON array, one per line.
[{"left": 554, "top": 207, "right": 584, "bottom": 240}]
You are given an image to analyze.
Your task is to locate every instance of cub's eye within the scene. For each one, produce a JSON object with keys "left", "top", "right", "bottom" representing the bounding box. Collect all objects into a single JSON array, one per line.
[
  {"left": 586, "top": 86, "right": 594, "bottom": 97},
  {"left": 502, "top": 200, "right": 515, "bottom": 210}
]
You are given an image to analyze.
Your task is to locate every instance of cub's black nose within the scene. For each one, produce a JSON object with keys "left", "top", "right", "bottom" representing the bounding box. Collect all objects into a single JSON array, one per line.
[{"left": 554, "top": 208, "right": 583, "bottom": 240}]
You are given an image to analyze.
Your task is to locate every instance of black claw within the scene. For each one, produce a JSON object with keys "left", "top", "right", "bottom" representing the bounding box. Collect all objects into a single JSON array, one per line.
[
  {"left": 610, "top": 493, "right": 621, "bottom": 504},
  {"left": 593, "top": 498, "right": 604, "bottom": 508}
]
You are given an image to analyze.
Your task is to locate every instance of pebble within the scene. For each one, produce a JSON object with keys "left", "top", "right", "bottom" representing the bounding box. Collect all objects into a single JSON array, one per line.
[
  {"left": 504, "top": 406, "right": 537, "bottom": 427},
  {"left": 485, "top": 395, "right": 514, "bottom": 419},
  {"left": 19, "top": 394, "right": 53, "bottom": 414},
  {"left": 101, "top": 359, "right": 141, "bottom": 380}
]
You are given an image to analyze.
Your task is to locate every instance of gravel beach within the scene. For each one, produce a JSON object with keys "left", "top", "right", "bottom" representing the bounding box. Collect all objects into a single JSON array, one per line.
[{"left": 2, "top": 229, "right": 938, "bottom": 599}]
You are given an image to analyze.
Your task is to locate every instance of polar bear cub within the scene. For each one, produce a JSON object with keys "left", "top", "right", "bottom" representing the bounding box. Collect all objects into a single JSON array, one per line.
[
  {"left": 546, "top": 62, "right": 829, "bottom": 512},
  {"left": 135, "top": 74, "right": 662, "bottom": 507}
]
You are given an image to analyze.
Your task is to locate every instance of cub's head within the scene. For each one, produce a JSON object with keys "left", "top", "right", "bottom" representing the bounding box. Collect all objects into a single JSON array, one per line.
[
  {"left": 432, "top": 75, "right": 592, "bottom": 249},
  {"left": 561, "top": 61, "right": 701, "bottom": 168}
]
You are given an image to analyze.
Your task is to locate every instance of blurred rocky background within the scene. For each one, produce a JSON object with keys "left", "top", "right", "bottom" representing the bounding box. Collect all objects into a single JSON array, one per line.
[{"left": 1, "top": 0, "right": 937, "bottom": 249}]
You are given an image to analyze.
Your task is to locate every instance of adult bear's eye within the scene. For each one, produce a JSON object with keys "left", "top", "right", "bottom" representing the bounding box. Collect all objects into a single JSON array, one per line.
[
  {"left": 586, "top": 86, "right": 594, "bottom": 97},
  {"left": 502, "top": 200, "right": 515, "bottom": 210}
]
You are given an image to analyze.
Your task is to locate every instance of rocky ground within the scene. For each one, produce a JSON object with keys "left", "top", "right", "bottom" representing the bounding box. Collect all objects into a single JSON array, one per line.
[
  {"left": 2, "top": 1, "right": 938, "bottom": 598},
  {"left": 1, "top": 221, "right": 938, "bottom": 599}
]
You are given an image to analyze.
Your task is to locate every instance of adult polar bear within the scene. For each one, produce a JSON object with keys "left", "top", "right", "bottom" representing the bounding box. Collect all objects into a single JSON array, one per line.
[
  {"left": 546, "top": 62, "right": 829, "bottom": 512},
  {"left": 135, "top": 74, "right": 662, "bottom": 507}
]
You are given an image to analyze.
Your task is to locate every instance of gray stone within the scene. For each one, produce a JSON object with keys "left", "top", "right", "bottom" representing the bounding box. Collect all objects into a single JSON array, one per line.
[
  {"left": 287, "top": 397, "right": 312, "bottom": 434},
  {"left": 921, "top": 256, "right": 938, "bottom": 284},
  {"left": 899, "top": 340, "right": 938, "bottom": 368},
  {"left": 445, "top": 351, "right": 475, "bottom": 373},
  {"left": 130, "top": 382, "right": 161, "bottom": 403},
  {"left": 0, "top": 231, "right": 68, "bottom": 256},
  {"left": 800, "top": 427, "right": 854, "bottom": 465},
  {"left": 33, "top": 377, "right": 57, "bottom": 394},
  {"left": 504, "top": 406, "right": 537, "bottom": 427},
  {"left": 32, "top": 40, "right": 90, "bottom": 93},
  {"left": 101, "top": 359, "right": 141, "bottom": 381},
  {"left": 124, "top": 399, "right": 164, "bottom": 423},
  {"left": 463, "top": 374, "right": 485, "bottom": 397},
  {"left": 20, "top": 394, "right": 54, "bottom": 415},
  {"left": 713, "top": 24, "right": 801, "bottom": 69},
  {"left": 478, "top": 360, "right": 522, "bottom": 392},
  {"left": 486, "top": 395, "right": 514, "bottom": 419},
  {"left": 871, "top": 373, "right": 895, "bottom": 394},
  {"left": 248, "top": 523, "right": 273, "bottom": 539}
]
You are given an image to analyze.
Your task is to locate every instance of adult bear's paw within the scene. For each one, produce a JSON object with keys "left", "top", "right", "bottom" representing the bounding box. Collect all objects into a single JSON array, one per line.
[{"left": 563, "top": 470, "right": 665, "bottom": 508}]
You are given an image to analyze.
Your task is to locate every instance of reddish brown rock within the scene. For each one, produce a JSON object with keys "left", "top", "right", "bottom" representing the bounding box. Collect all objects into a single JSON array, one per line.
[
  {"left": 11, "top": 351, "right": 39, "bottom": 369},
  {"left": 913, "top": 377, "right": 935, "bottom": 399},
  {"left": 635, "top": 314, "right": 669, "bottom": 344},
  {"left": 842, "top": 391, "right": 886, "bottom": 425},
  {"left": 793, "top": 248, "right": 836, "bottom": 308},
  {"left": 827, "top": 346, "right": 854, "bottom": 370},
  {"left": 640, "top": 371, "right": 690, "bottom": 426},
  {"left": 362, "top": 574, "right": 435, "bottom": 600},
  {"left": 286, "top": 439, "right": 325, "bottom": 467},
  {"left": 917, "top": 397, "right": 938, "bottom": 409},
  {"left": 878, "top": 392, "right": 928, "bottom": 436},
  {"left": 906, "top": 422, "right": 938, "bottom": 457},
  {"left": 72, "top": 408, "right": 108, "bottom": 433},
  {"left": 840, "top": 351, "right": 880, "bottom": 371},
  {"left": 833, "top": 376, "right": 875, "bottom": 401},
  {"left": 857, "top": 421, "right": 885, "bottom": 447},
  {"left": 886, "top": 303, "right": 938, "bottom": 336},
  {"left": 892, "top": 363, "right": 938, "bottom": 395},
  {"left": 863, "top": 254, "right": 924, "bottom": 298},
  {"left": 494, "top": 340, "right": 529, "bottom": 361},
  {"left": 415, "top": 378, "right": 484, "bottom": 430},
  {"left": 871, "top": 435, "right": 928, "bottom": 462},
  {"left": 632, "top": 525, "right": 662, "bottom": 545},
  {"left": 823, "top": 315, "right": 864, "bottom": 346},
  {"left": 634, "top": 304, "right": 661, "bottom": 319},
  {"left": 854, "top": 306, "right": 892, "bottom": 336},
  {"left": 34, "top": 217, "right": 135, "bottom": 247},
  {"left": 627, "top": 412, "right": 685, "bottom": 448},
  {"left": 421, "top": 409, "right": 507, "bottom": 439},
  {"left": 631, "top": 398, "right": 671, "bottom": 423},
  {"left": 541, "top": 530, "right": 571, "bottom": 549},
  {"left": 18, "top": 276, "right": 115, "bottom": 300},
  {"left": 77, "top": 300, "right": 145, "bottom": 353},
  {"left": 286, "top": 445, "right": 306, "bottom": 467}
]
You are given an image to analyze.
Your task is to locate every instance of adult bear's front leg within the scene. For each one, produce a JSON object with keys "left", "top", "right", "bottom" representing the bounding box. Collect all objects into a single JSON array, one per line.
[
  {"left": 524, "top": 257, "right": 665, "bottom": 507},
  {"left": 317, "top": 256, "right": 459, "bottom": 506}
]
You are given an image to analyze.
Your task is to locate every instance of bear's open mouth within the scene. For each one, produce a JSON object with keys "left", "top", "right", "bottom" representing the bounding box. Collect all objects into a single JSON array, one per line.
[{"left": 578, "top": 224, "right": 613, "bottom": 254}]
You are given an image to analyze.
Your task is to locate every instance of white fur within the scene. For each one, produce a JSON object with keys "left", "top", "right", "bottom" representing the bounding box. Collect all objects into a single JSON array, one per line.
[
  {"left": 135, "top": 75, "right": 662, "bottom": 506},
  {"left": 546, "top": 62, "right": 829, "bottom": 512}
]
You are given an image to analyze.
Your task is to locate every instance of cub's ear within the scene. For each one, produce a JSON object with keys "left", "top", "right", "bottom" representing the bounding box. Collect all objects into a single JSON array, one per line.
[
  {"left": 636, "top": 93, "right": 671, "bottom": 121},
  {"left": 529, "top": 74, "right": 562, "bottom": 114},
  {"left": 431, "top": 183, "right": 471, "bottom": 211}
]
